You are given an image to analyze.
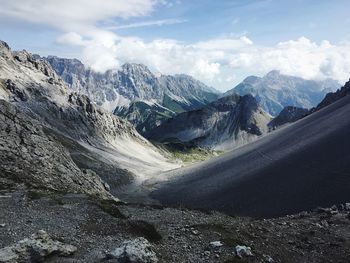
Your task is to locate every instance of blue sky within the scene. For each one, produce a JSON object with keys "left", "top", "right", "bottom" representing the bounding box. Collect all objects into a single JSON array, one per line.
[
  {"left": 0, "top": 0, "right": 349, "bottom": 91},
  {"left": 115, "top": 0, "right": 350, "bottom": 44}
]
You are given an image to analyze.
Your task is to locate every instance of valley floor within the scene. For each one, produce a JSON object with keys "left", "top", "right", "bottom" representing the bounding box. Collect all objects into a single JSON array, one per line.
[{"left": 1, "top": 180, "right": 350, "bottom": 263}]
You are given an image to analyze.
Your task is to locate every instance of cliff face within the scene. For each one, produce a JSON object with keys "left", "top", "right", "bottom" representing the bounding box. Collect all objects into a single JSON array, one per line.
[{"left": 0, "top": 99, "right": 113, "bottom": 200}]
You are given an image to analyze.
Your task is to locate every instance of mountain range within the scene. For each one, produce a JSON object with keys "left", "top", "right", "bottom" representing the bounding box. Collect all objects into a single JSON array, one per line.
[
  {"left": 45, "top": 56, "right": 219, "bottom": 135},
  {"left": 224, "top": 70, "right": 340, "bottom": 116}
]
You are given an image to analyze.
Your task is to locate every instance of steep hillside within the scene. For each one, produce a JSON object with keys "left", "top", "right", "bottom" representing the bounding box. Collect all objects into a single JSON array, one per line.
[
  {"left": 224, "top": 70, "right": 339, "bottom": 116},
  {"left": 152, "top": 88, "right": 350, "bottom": 218},
  {"left": 150, "top": 94, "right": 271, "bottom": 151},
  {"left": 312, "top": 79, "right": 350, "bottom": 112},
  {"left": 0, "top": 99, "right": 113, "bottom": 200}
]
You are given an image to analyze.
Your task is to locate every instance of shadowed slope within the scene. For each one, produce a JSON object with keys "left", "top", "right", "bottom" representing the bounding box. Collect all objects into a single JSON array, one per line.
[{"left": 152, "top": 93, "right": 350, "bottom": 218}]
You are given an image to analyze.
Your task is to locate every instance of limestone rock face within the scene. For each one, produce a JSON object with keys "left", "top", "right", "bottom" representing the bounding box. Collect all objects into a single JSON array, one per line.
[{"left": 0, "top": 99, "right": 113, "bottom": 200}]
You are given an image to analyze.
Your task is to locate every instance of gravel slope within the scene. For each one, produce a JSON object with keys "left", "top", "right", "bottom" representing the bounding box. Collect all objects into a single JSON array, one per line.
[{"left": 152, "top": 95, "right": 350, "bottom": 218}]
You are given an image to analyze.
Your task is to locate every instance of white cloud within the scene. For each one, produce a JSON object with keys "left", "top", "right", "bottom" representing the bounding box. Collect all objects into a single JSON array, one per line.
[
  {"left": 57, "top": 32, "right": 86, "bottom": 46},
  {"left": 230, "top": 37, "right": 350, "bottom": 83},
  {"left": 0, "top": 0, "right": 161, "bottom": 31},
  {"left": 106, "top": 18, "right": 188, "bottom": 30},
  {"left": 1, "top": 0, "right": 349, "bottom": 90},
  {"left": 58, "top": 32, "right": 350, "bottom": 89}
]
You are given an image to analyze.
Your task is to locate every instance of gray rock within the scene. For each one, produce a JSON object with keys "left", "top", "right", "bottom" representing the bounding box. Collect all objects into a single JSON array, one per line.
[
  {"left": 209, "top": 241, "right": 223, "bottom": 248},
  {"left": 263, "top": 254, "right": 275, "bottom": 262},
  {"left": 0, "top": 230, "right": 76, "bottom": 263},
  {"left": 107, "top": 237, "right": 158, "bottom": 263},
  {"left": 345, "top": 203, "right": 350, "bottom": 211},
  {"left": 235, "top": 245, "right": 253, "bottom": 258}
]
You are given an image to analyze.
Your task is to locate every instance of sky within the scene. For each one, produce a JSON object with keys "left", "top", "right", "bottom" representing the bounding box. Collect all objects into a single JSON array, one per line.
[{"left": 0, "top": 0, "right": 349, "bottom": 91}]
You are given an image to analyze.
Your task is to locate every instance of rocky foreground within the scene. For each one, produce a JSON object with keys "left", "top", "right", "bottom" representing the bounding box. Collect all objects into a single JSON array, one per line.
[{"left": 0, "top": 181, "right": 349, "bottom": 263}]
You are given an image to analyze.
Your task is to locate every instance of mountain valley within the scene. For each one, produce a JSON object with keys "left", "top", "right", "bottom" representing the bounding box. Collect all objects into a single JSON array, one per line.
[{"left": 0, "top": 39, "right": 350, "bottom": 263}]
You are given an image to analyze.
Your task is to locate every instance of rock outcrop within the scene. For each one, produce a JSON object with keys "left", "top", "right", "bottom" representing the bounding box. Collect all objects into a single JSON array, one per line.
[
  {"left": 107, "top": 237, "right": 158, "bottom": 263},
  {"left": 268, "top": 106, "right": 309, "bottom": 129},
  {"left": 0, "top": 230, "right": 76, "bottom": 263},
  {"left": 0, "top": 99, "right": 113, "bottom": 200},
  {"left": 150, "top": 94, "right": 271, "bottom": 150},
  {"left": 312, "top": 79, "right": 350, "bottom": 112}
]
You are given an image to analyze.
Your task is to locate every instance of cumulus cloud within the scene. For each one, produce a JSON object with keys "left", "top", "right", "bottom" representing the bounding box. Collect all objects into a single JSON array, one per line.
[
  {"left": 1, "top": 0, "right": 349, "bottom": 89},
  {"left": 59, "top": 33, "right": 350, "bottom": 87},
  {"left": 58, "top": 33, "right": 245, "bottom": 80},
  {"left": 230, "top": 37, "right": 350, "bottom": 83},
  {"left": 0, "top": 0, "right": 161, "bottom": 31}
]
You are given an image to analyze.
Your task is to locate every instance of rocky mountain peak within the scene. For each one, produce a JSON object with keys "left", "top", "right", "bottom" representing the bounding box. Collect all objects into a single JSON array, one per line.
[
  {"left": 225, "top": 71, "right": 340, "bottom": 116},
  {"left": 121, "top": 63, "right": 153, "bottom": 75},
  {"left": 46, "top": 56, "right": 86, "bottom": 75},
  {"left": 0, "top": 40, "right": 10, "bottom": 51},
  {"left": 265, "top": 70, "right": 281, "bottom": 79},
  {"left": 0, "top": 40, "right": 12, "bottom": 58},
  {"left": 242, "top": 75, "right": 261, "bottom": 85}
]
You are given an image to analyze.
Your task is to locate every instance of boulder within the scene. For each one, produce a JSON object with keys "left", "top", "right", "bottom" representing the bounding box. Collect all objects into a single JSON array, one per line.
[
  {"left": 107, "top": 237, "right": 158, "bottom": 263},
  {"left": 0, "top": 230, "right": 76, "bottom": 263},
  {"left": 210, "top": 241, "right": 223, "bottom": 248},
  {"left": 235, "top": 245, "right": 253, "bottom": 258}
]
